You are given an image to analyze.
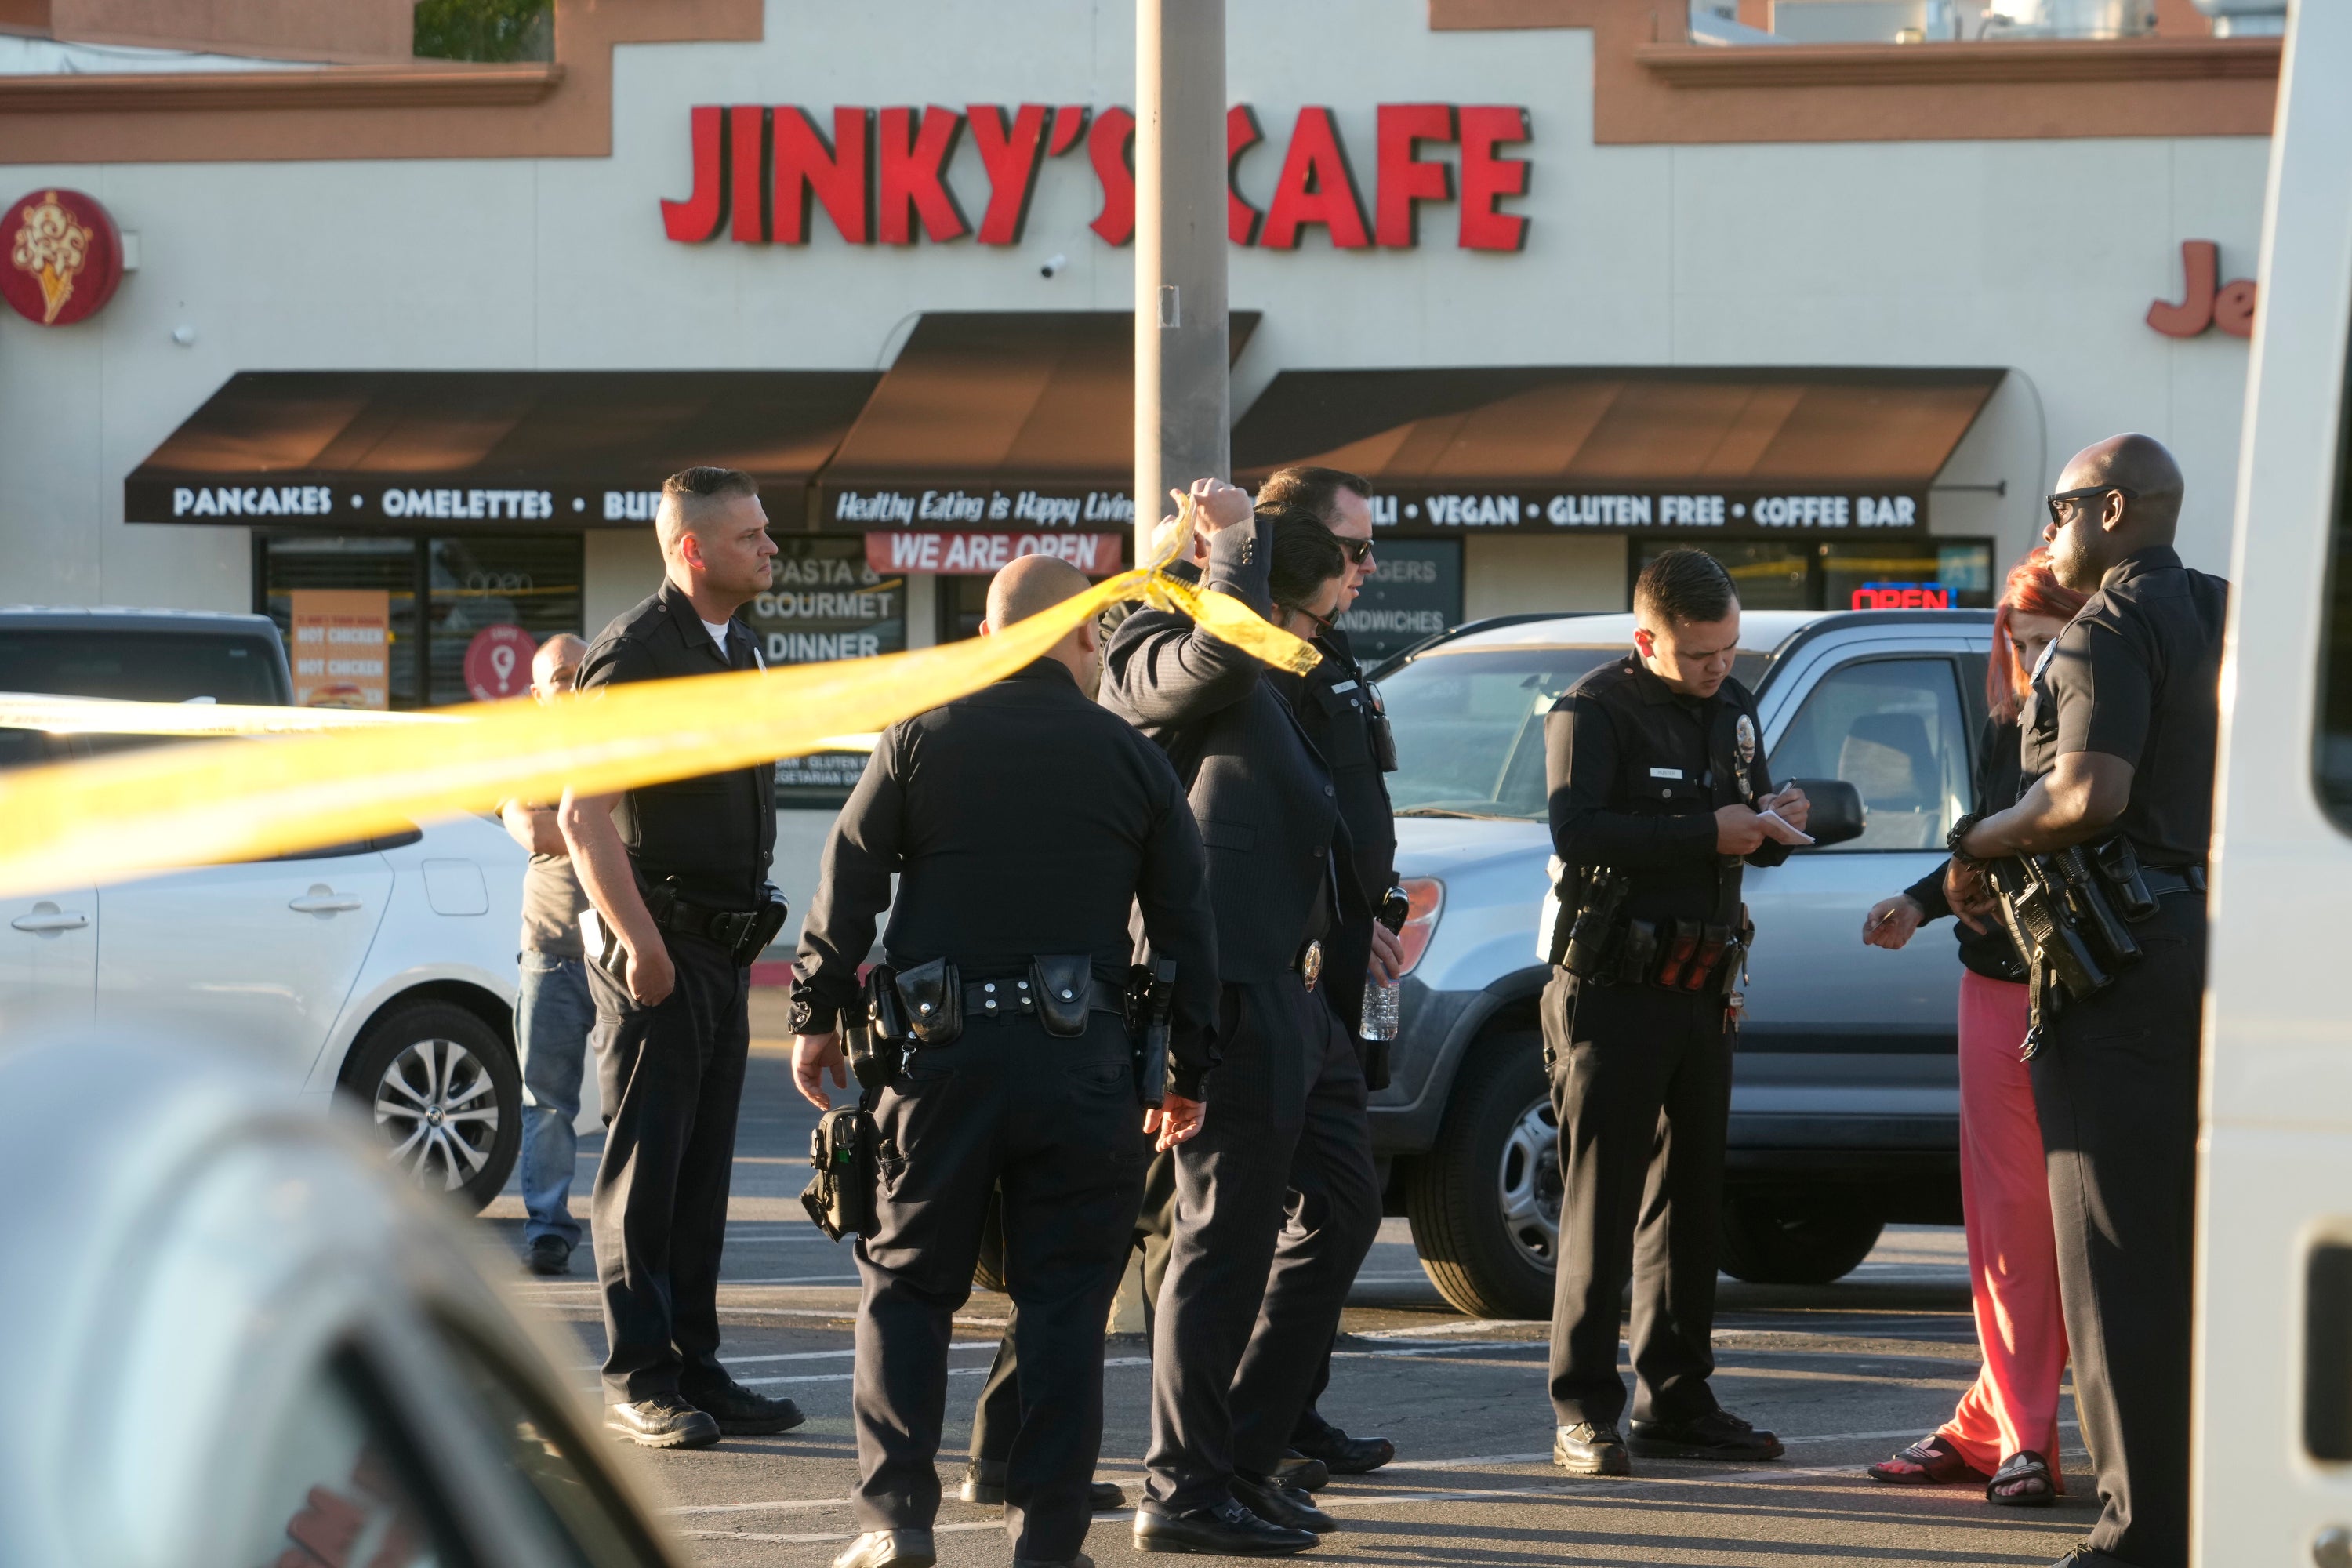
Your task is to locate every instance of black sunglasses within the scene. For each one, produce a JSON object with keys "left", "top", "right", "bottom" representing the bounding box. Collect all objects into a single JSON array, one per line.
[
  {"left": 2045, "top": 484, "right": 2138, "bottom": 528},
  {"left": 1338, "top": 536, "right": 1374, "bottom": 566}
]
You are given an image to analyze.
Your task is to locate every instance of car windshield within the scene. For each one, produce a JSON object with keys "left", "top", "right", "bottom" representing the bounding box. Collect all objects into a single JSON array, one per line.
[
  {"left": 1382, "top": 644, "right": 1773, "bottom": 821},
  {"left": 0, "top": 630, "right": 286, "bottom": 704}
]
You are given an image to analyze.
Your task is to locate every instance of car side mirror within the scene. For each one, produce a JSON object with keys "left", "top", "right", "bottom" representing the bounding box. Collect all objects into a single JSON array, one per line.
[{"left": 1782, "top": 777, "right": 1865, "bottom": 848}]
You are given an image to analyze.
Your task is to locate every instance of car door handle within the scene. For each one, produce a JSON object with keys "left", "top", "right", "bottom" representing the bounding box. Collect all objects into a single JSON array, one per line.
[
  {"left": 9, "top": 910, "right": 89, "bottom": 932},
  {"left": 288, "top": 893, "right": 364, "bottom": 914}
]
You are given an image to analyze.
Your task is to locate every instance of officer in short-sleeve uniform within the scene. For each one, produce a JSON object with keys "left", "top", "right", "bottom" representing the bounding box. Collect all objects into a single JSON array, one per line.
[
  {"left": 1541, "top": 653, "right": 1792, "bottom": 1472},
  {"left": 575, "top": 582, "right": 790, "bottom": 1428},
  {"left": 1999, "top": 544, "right": 2225, "bottom": 1567},
  {"left": 793, "top": 626, "right": 1219, "bottom": 1568}
]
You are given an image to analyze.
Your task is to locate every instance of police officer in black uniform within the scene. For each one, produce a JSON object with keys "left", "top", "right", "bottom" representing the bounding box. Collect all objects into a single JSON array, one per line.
[
  {"left": 1105, "top": 481, "right": 1380, "bottom": 1557},
  {"left": 1254, "top": 465, "right": 1403, "bottom": 1479},
  {"left": 1950, "top": 434, "right": 2224, "bottom": 1568},
  {"left": 792, "top": 554, "right": 1220, "bottom": 1568},
  {"left": 1542, "top": 547, "right": 1807, "bottom": 1478},
  {"left": 561, "top": 466, "right": 804, "bottom": 1449}
]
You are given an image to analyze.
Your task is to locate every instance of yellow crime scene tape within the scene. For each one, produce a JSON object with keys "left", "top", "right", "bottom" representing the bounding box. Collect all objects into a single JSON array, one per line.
[{"left": 0, "top": 556, "right": 1316, "bottom": 901}]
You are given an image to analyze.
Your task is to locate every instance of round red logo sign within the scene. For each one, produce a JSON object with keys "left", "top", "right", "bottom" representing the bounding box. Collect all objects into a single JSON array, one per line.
[
  {"left": 463, "top": 624, "right": 538, "bottom": 702},
  {"left": 2, "top": 188, "right": 123, "bottom": 328}
]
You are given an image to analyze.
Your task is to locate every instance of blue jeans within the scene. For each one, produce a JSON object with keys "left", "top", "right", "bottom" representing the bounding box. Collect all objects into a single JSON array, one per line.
[{"left": 517, "top": 951, "right": 593, "bottom": 1247}]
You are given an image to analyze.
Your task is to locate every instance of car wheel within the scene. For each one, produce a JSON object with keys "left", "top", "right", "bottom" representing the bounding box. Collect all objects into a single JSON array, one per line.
[
  {"left": 340, "top": 1000, "right": 521, "bottom": 1213},
  {"left": 1717, "top": 1192, "right": 1885, "bottom": 1286},
  {"left": 1405, "top": 1031, "right": 1559, "bottom": 1320}
]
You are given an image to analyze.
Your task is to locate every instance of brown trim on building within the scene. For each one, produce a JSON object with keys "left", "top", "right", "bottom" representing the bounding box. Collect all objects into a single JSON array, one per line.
[
  {"left": 1635, "top": 36, "right": 2281, "bottom": 89},
  {"left": 1428, "top": 0, "right": 2278, "bottom": 143},
  {"left": 0, "top": 0, "right": 760, "bottom": 162},
  {"left": 0, "top": 62, "right": 562, "bottom": 114}
]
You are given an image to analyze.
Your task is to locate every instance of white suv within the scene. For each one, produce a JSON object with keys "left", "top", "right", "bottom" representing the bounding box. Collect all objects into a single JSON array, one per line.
[{"left": 0, "top": 608, "right": 535, "bottom": 1209}]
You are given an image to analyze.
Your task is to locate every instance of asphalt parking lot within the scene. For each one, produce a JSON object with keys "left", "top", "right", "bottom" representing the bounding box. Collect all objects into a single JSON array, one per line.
[{"left": 480, "top": 996, "right": 2092, "bottom": 1566}]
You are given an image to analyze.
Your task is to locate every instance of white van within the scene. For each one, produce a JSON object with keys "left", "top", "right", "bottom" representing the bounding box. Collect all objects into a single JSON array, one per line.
[{"left": 2194, "top": 4, "right": 2352, "bottom": 1559}]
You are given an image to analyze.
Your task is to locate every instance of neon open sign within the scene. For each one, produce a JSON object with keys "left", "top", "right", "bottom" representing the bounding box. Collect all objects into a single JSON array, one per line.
[{"left": 1852, "top": 581, "right": 1950, "bottom": 610}]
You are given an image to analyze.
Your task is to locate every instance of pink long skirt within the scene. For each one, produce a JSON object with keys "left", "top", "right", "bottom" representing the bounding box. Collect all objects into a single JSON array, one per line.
[{"left": 1933, "top": 969, "right": 2070, "bottom": 1486}]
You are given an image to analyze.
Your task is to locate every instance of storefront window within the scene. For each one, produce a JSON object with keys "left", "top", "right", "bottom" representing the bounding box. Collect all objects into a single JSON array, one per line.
[
  {"left": 427, "top": 536, "right": 583, "bottom": 706},
  {"left": 938, "top": 576, "right": 989, "bottom": 645},
  {"left": 750, "top": 538, "right": 907, "bottom": 804},
  {"left": 1635, "top": 538, "right": 1994, "bottom": 612},
  {"left": 1341, "top": 540, "right": 1462, "bottom": 663},
  {"left": 260, "top": 537, "right": 424, "bottom": 709}
]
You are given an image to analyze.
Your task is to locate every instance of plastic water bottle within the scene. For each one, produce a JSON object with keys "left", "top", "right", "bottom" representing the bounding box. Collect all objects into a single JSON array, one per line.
[{"left": 1359, "top": 884, "right": 1412, "bottom": 1041}]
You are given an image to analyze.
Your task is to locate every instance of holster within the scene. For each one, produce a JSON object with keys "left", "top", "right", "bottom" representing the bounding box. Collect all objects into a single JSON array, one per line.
[
  {"left": 895, "top": 957, "right": 962, "bottom": 1045},
  {"left": 735, "top": 883, "right": 791, "bottom": 967},
  {"left": 2090, "top": 833, "right": 2160, "bottom": 921},
  {"left": 800, "top": 1105, "right": 879, "bottom": 1241},
  {"left": 1615, "top": 920, "right": 1659, "bottom": 987},
  {"left": 1127, "top": 954, "right": 1178, "bottom": 1107},
  {"left": 1559, "top": 867, "right": 1628, "bottom": 978},
  {"left": 848, "top": 965, "right": 905, "bottom": 1094},
  {"left": 1031, "top": 955, "right": 1093, "bottom": 1037},
  {"left": 2053, "top": 846, "right": 2141, "bottom": 971}
]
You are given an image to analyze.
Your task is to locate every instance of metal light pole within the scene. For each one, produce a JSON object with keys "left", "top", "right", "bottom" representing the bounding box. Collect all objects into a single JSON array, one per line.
[{"left": 1134, "top": 0, "right": 1229, "bottom": 566}]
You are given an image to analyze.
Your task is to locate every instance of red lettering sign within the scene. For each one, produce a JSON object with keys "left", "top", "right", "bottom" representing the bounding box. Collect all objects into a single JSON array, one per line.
[
  {"left": 2149, "top": 238, "right": 2256, "bottom": 340},
  {"left": 878, "top": 106, "right": 968, "bottom": 245},
  {"left": 967, "top": 103, "right": 1051, "bottom": 245},
  {"left": 1849, "top": 586, "right": 1951, "bottom": 610},
  {"left": 1088, "top": 107, "right": 1137, "bottom": 246},
  {"left": 864, "top": 532, "right": 1126, "bottom": 576},
  {"left": 661, "top": 101, "right": 1531, "bottom": 254},
  {"left": 775, "top": 106, "right": 871, "bottom": 245},
  {"left": 1228, "top": 105, "right": 1265, "bottom": 245},
  {"left": 1261, "top": 107, "right": 1370, "bottom": 250},
  {"left": 1457, "top": 106, "right": 1531, "bottom": 252},
  {"left": 1376, "top": 104, "right": 1455, "bottom": 248}
]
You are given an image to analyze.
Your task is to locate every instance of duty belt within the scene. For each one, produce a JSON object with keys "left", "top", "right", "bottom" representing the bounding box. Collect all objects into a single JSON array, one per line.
[
  {"left": 960, "top": 972, "right": 1125, "bottom": 1022},
  {"left": 2142, "top": 866, "right": 2206, "bottom": 898},
  {"left": 654, "top": 897, "right": 762, "bottom": 950}
]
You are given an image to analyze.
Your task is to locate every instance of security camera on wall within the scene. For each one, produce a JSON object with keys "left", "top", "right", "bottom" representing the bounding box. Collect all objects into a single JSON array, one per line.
[{"left": 1040, "top": 253, "right": 1068, "bottom": 278}]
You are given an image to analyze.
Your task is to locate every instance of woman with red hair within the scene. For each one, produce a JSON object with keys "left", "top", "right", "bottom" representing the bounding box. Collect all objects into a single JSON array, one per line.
[{"left": 1857, "top": 548, "right": 2087, "bottom": 1506}]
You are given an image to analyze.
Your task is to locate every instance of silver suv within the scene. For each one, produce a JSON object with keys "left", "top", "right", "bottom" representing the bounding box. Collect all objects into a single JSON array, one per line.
[{"left": 1372, "top": 608, "right": 1994, "bottom": 1319}]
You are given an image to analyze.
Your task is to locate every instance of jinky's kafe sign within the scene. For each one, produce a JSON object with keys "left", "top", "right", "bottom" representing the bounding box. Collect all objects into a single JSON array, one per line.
[{"left": 662, "top": 103, "right": 1531, "bottom": 252}]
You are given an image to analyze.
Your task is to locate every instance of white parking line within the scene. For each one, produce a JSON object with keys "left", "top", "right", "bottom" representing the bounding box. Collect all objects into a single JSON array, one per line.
[{"left": 668, "top": 1422, "right": 2082, "bottom": 1535}]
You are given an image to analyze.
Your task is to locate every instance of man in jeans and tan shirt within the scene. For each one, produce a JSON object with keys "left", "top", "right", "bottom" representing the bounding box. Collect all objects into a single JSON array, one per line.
[{"left": 501, "top": 633, "right": 594, "bottom": 1276}]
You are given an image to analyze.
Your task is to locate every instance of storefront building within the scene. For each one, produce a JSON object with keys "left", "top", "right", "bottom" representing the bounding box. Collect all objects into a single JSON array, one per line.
[{"left": 0, "top": 0, "right": 2277, "bottom": 724}]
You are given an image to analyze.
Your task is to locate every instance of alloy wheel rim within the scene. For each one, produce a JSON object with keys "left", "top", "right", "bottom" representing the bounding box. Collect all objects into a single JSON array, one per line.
[
  {"left": 373, "top": 1036, "right": 499, "bottom": 1192},
  {"left": 1498, "top": 1096, "right": 1562, "bottom": 1273}
]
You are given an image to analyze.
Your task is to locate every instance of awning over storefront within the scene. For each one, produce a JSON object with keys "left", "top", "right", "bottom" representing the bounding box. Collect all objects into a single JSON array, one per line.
[
  {"left": 126, "top": 370, "right": 882, "bottom": 531},
  {"left": 1232, "top": 367, "right": 2004, "bottom": 537},
  {"left": 815, "top": 310, "right": 1259, "bottom": 544}
]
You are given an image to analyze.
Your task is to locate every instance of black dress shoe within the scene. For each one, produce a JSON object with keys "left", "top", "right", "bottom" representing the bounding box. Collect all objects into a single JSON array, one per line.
[
  {"left": 1289, "top": 1422, "right": 1394, "bottom": 1475},
  {"left": 1233, "top": 1472, "right": 1337, "bottom": 1534},
  {"left": 2049, "top": 1548, "right": 2129, "bottom": 1567},
  {"left": 1133, "top": 1500, "right": 1319, "bottom": 1555},
  {"left": 604, "top": 1393, "right": 720, "bottom": 1450},
  {"left": 681, "top": 1376, "right": 805, "bottom": 1436},
  {"left": 1012, "top": 1556, "right": 1094, "bottom": 1568},
  {"left": 1553, "top": 1421, "right": 1632, "bottom": 1476},
  {"left": 1628, "top": 1407, "right": 1784, "bottom": 1461},
  {"left": 958, "top": 1461, "right": 1123, "bottom": 1512},
  {"left": 524, "top": 1235, "right": 572, "bottom": 1276},
  {"left": 830, "top": 1530, "right": 936, "bottom": 1568},
  {"left": 1274, "top": 1452, "right": 1330, "bottom": 1493}
]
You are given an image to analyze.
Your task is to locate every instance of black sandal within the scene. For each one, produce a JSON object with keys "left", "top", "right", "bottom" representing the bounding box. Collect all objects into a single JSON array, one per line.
[
  {"left": 1984, "top": 1450, "right": 2057, "bottom": 1507},
  {"left": 1867, "top": 1435, "right": 1984, "bottom": 1486}
]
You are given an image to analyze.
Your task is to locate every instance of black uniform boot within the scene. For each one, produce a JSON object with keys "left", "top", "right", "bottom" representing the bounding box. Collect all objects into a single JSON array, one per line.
[
  {"left": 680, "top": 1375, "right": 805, "bottom": 1436},
  {"left": 1132, "top": 1500, "right": 1319, "bottom": 1555},
  {"left": 1553, "top": 1421, "right": 1632, "bottom": 1476},
  {"left": 1289, "top": 1421, "right": 1393, "bottom": 1475},
  {"left": 1628, "top": 1407, "right": 1784, "bottom": 1461},
  {"left": 604, "top": 1393, "right": 720, "bottom": 1450}
]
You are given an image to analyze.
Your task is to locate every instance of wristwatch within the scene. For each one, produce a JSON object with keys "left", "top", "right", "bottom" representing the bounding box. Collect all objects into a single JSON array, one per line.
[
  {"left": 788, "top": 993, "right": 837, "bottom": 1036},
  {"left": 1945, "top": 811, "right": 1987, "bottom": 866}
]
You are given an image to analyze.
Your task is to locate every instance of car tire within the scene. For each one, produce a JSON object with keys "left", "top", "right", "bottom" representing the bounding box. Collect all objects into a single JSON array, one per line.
[
  {"left": 1405, "top": 1031, "right": 1559, "bottom": 1321},
  {"left": 339, "top": 1000, "right": 521, "bottom": 1214},
  {"left": 1716, "top": 1192, "right": 1884, "bottom": 1286}
]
